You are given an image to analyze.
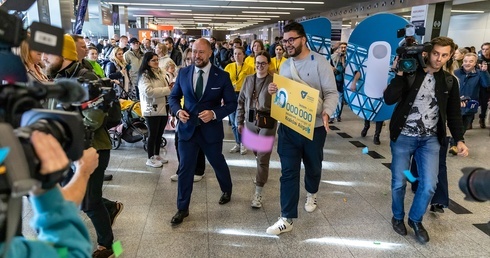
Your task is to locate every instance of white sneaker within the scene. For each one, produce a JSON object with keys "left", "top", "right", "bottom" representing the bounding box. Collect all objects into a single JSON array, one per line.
[
  {"left": 155, "top": 155, "right": 169, "bottom": 164},
  {"left": 230, "top": 144, "right": 240, "bottom": 153},
  {"left": 240, "top": 144, "right": 248, "bottom": 155},
  {"left": 193, "top": 174, "right": 204, "bottom": 182},
  {"left": 170, "top": 174, "right": 178, "bottom": 181},
  {"left": 251, "top": 193, "right": 262, "bottom": 208},
  {"left": 305, "top": 192, "right": 317, "bottom": 212},
  {"left": 146, "top": 156, "right": 163, "bottom": 168},
  {"left": 266, "top": 217, "right": 293, "bottom": 235}
]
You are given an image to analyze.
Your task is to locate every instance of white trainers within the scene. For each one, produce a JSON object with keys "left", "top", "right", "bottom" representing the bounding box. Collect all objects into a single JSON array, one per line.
[
  {"left": 155, "top": 155, "right": 169, "bottom": 164},
  {"left": 193, "top": 174, "right": 204, "bottom": 182},
  {"left": 230, "top": 144, "right": 240, "bottom": 153},
  {"left": 266, "top": 217, "right": 293, "bottom": 235},
  {"left": 240, "top": 144, "right": 248, "bottom": 155},
  {"left": 170, "top": 174, "right": 178, "bottom": 181},
  {"left": 305, "top": 192, "right": 317, "bottom": 212},
  {"left": 251, "top": 193, "right": 262, "bottom": 208},
  {"left": 146, "top": 156, "right": 163, "bottom": 168}
]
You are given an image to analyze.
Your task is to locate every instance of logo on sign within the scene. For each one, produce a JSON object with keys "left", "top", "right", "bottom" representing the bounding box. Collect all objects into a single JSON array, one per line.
[{"left": 301, "top": 91, "right": 308, "bottom": 99}]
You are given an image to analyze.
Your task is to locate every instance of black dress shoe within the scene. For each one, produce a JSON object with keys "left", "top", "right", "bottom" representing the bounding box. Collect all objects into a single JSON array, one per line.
[
  {"left": 171, "top": 210, "right": 189, "bottom": 225},
  {"left": 391, "top": 217, "right": 407, "bottom": 236},
  {"left": 429, "top": 204, "right": 444, "bottom": 213},
  {"left": 408, "top": 218, "right": 429, "bottom": 243},
  {"left": 373, "top": 135, "right": 381, "bottom": 145},
  {"left": 104, "top": 174, "right": 113, "bottom": 181},
  {"left": 361, "top": 126, "right": 369, "bottom": 137},
  {"left": 219, "top": 192, "right": 231, "bottom": 205}
]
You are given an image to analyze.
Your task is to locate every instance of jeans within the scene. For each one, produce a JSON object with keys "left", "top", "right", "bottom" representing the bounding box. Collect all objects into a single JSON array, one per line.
[
  {"left": 277, "top": 125, "right": 327, "bottom": 218},
  {"left": 390, "top": 135, "right": 440, "bottom": 223},
  {"left": 411, "top": 136, "right": 450, "bottom": 207},
  {"left": 229, "top": 92, "right": 241, "bottom": 144}
]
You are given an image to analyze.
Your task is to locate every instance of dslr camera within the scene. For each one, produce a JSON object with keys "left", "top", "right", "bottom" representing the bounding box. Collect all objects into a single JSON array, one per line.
[{"left": 395, "top": 24, "right": 430, "bottom": 73}]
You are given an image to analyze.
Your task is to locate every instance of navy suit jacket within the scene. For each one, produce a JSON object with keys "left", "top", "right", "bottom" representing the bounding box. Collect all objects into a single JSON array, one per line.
[{"left": 169, "top": 64, "right": 237, "bottom": 143}]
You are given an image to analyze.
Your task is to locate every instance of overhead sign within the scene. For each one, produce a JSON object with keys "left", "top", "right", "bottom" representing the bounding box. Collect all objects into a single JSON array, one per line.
[
  {"left": 148, "top": 23, "right": 173, "bottom": 31},
  {"left": 138, "top": 30, "right": 152, "bottom": 41}
]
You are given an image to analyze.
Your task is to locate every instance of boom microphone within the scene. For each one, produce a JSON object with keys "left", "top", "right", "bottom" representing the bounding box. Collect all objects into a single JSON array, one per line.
[{"left": 30, "top": 79, "right": 87, "bottom": 103}]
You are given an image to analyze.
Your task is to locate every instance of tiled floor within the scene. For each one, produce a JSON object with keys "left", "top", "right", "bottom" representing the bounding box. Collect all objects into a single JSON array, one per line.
[{"left": 23, "top": 111, "right": 490, "bottom": 257}]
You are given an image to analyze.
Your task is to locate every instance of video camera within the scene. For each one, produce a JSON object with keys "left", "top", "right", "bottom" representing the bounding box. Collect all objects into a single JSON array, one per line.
[
  {"left": 0, "top": 1, "right": 86, "bottom": 201},
  {"left": 459, "top": 167, "right": 490, "bottom": 202},
  {"left": 395, "top": 24, "right": 430, "bottom": 73},
  {"left": 78, "top": 78, "right": 117, "bottom": 112}
]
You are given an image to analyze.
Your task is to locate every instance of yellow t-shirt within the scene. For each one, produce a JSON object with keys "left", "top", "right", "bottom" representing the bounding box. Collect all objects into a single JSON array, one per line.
[
  {"left": 271, "top": 56, "right": 287, "bottom": 74},
  {"left": 224, "top": 62, "right": 255, "bottom": 92}
]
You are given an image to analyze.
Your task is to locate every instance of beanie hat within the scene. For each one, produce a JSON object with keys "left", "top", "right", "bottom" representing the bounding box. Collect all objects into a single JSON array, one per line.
[{"left": 62, "top": 34, "right": 78, "bottom": 61}]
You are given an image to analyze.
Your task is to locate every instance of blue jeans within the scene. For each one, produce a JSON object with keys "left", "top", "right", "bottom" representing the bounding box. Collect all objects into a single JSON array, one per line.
[
  {"left": 277, "top": 125, "right": 327, "bottom": 218},
  {"left": 229, "top": 92, "right": 241, "bottom": 144},
  {"left": 390, "top": 135, "right": 440, "bottom": 223}
]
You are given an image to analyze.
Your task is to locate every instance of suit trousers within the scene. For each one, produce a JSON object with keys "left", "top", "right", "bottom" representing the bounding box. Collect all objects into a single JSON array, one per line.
[
  {"left": 177, "top": 126, "right": 232, "bottom": 210},
  {"left": 174, "top": 130, "right": 205, "bottom": 176}
]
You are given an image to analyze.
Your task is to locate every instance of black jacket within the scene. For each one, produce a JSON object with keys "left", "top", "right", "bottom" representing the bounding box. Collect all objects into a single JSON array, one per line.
[{"left": 383, "top": 68, "right": 464, "bottom": 145}]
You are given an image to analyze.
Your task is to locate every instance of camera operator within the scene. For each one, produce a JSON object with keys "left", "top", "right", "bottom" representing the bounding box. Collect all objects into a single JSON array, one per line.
[
  {"left": 0, "top": 131, "right": 98, "bottom": 257},
  {"left": 383, "top": 36, "right": 469, "bottom": 244},
  {"left": 43, "top": 34, "right": 122, "bottom": 258}
]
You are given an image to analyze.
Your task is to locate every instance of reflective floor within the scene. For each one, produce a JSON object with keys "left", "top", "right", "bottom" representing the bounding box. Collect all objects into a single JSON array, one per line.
[{"left": 23, "top": 111, "right": 490, "bottom": 257}]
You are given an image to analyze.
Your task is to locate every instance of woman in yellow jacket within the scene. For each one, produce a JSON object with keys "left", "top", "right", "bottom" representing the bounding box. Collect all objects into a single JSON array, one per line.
[
  {"left": 224, "top": 46, "right": 255, "bottom": 155},
  {"left": 244, "top": 39, "right": 276, "bottom": 74},
  {"left": 270, "top": 44, "right": 287, "bottom": 74}
]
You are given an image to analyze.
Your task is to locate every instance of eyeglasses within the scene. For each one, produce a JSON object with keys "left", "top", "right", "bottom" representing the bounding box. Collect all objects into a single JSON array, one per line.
[
  {"left": 282, "top": 36, "right": 301, "bottom": 45},
  {"left": 150, "top": 59, "right": 159, "bottom": 62},
  {"left": 256, "top": 62, "right": 268, "bottom": 67}
]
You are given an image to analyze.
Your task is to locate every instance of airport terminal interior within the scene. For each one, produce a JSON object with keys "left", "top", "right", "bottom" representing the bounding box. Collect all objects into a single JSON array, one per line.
[
  {"left": 22, "top": 112, "right": 490, "bottom": 257},
  {"left": 10, "top": 0, "right": 490, "bottom": 257}
]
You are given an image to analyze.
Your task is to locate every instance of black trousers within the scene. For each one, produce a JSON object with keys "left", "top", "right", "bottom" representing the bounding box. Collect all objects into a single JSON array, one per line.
[
  {"left": 145, "top": 116, "right": 168, "bottom": 159},
  {"left": 62, "top": 150, "right": 115, "bottom": 248}
]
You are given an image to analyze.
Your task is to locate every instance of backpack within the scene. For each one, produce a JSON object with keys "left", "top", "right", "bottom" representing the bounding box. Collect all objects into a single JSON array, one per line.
[{"left": 105, "top": 100, "right": 122, "bottom": 129}]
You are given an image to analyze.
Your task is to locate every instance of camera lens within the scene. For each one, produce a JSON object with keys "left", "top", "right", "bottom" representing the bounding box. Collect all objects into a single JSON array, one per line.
[{"left": 459, "top": 167, "right": 490, "bottom": 202}]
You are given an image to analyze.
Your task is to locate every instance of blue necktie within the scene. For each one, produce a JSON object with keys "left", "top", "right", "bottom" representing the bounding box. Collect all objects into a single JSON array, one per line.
[{"left": 195, "top": 70, "right": 204, "bottom": 99}]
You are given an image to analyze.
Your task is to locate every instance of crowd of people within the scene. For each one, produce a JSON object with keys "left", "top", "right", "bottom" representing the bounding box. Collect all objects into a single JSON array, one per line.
[{"left": 6, "top": 19, "right": 490, "bottom": 258}]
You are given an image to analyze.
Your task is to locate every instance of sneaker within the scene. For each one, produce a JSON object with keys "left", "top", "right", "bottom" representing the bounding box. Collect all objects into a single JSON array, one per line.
[
  {"left": 448, "top": 146, "right": 458, "bottom": 156},
  {"left": 170, "top": 174, "right": 178, "bottom": 182},
  {"left": 266, "top": 217, "right": 293, "bottom": 235},
  {"left": 92, "top": 248, "right": 114, "bottom": 258},
  {"left": 194, "top": 174, "right": 205, "bottom": 182},
  {"left": 109, "top": 201, "right": 124, "bottom": 227},
  {"left": 328, "top": 118, "right": 335, "bottom": 123},
  {"left": 146, "top": 156, "right": 163, "bottom": 168},
  {"left": 229, "top": 144, "right": 240, "bottom": 153},
  {"left": 155, "top": 155, "right": 169, "bottom": 164},
  {"left": 305, "top": 192, "right": 317, "bottom": 212},
  {"left": 251, "top": 193, "right": 262, "bottom": 208},
  {"left": 240, "top": 144, "right": 248, "bottom": 155},
  {"left": 479, "top": 118, "right": 486, "bottom": 129}
]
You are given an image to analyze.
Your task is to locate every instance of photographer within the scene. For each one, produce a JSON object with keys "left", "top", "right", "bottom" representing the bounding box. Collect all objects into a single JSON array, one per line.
[
  {"left": 383, "top": 36, "right": 469, "bottom": 244},
  {"left": 43, "top": 34, "right": 122, "bottom": 257},
  {"left": 0, "top": 131, "right": 97, "bottom": 257}
]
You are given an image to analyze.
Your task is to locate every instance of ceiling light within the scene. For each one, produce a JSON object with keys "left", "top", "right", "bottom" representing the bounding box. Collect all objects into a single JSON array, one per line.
[
  {"left": 213, "top": 0, "right": 323, "bottom": 4},
  {"left": 107, "top": 2, "right": 303, "bottom": 10},
  {"left": 451, "top": 10, "right": 484, "bottom": 13},
  {"left": 242, "top": 11, "right": 290, "bottom": 14}
]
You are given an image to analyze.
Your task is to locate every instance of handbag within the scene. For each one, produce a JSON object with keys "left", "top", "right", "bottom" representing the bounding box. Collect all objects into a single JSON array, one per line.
[{"left": 255, "top": 111, "right": 275, "bottom": 129}]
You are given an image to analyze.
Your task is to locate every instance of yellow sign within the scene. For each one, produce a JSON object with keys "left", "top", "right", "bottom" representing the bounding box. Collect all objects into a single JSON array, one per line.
[{"left": 271, "top": 74, "right": 319, "bottom": 140}]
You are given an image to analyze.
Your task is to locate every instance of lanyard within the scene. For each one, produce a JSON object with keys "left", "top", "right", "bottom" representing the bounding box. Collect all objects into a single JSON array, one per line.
[
  {"left": 235, "top": 63, "right": 242, "bottom": 81},
  {"left": 252, "top": 74, "right": 269, "bottom": 109},
  {"left": 275, "top": 57, "right": 283, "bottom": 73}
]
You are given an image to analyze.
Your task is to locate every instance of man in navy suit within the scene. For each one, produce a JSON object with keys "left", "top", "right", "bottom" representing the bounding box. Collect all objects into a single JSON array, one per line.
[{"left": 168, "top": 38, "right": 237, "bottom": 225}]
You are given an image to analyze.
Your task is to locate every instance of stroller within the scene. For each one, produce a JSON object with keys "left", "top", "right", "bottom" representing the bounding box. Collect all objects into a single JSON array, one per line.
[{"left": 109, "top": 99, "right": 167, "bottom": 151}]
